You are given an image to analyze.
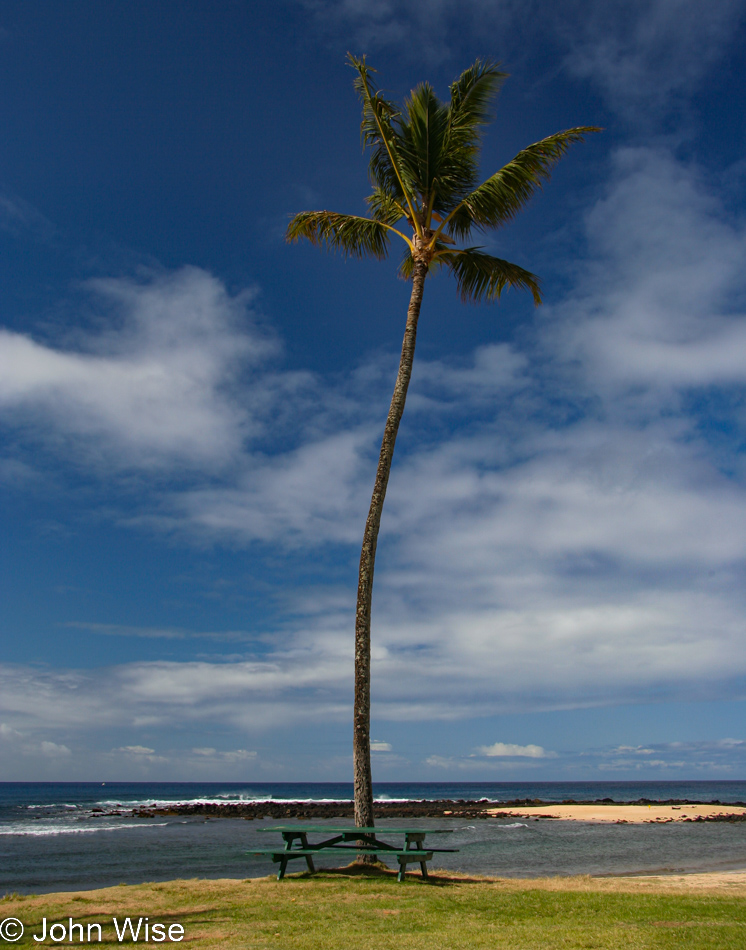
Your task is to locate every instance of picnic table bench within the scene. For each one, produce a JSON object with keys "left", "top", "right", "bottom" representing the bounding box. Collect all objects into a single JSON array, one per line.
[{"left": 251, "top": 824, "right": 457, "bottom": 882}]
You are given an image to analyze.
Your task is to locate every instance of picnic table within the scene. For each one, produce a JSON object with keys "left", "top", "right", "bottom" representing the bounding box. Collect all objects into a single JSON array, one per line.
[{"left": 252, "top": 824, "right": 457, "bottom": 881}]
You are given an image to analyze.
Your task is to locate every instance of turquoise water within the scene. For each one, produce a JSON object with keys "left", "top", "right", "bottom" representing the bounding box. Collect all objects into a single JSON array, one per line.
[{"left": 3, "top": 782, "right": 746, "bottom": 894}]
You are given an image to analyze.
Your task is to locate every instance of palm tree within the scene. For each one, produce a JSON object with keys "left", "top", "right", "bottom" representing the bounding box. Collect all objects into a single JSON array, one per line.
[{"left": 288, "top": 55, "right": 599, "bottom": 830}]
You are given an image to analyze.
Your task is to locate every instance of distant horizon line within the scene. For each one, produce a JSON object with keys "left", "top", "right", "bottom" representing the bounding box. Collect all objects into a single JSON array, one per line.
[{"left": 3, "top": 779, "right": 746, "bottom": 786}]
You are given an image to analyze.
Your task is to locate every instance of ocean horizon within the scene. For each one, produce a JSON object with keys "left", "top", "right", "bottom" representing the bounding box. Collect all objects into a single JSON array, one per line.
[{"left": 4, "top": 780, "right": 746, "bottom": 895}]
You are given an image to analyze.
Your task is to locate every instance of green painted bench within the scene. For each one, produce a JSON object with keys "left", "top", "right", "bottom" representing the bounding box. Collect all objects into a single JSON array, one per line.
[
  {"left": 251, "top": 846, "right": 435, "bottom": 881},
  {"left": 252, "top": 824, "right": 458, "bottom": 882}
]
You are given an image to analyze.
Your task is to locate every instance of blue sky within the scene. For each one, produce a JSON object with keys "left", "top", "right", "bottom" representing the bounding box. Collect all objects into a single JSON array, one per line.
[{"left": 2, "top": 0, "right": 746, "bottom": 782}]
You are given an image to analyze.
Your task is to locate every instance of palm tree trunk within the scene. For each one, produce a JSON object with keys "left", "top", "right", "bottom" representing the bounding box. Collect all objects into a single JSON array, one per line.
[{"left": 353, "top": 258, "right": 429, "bottom": 832}]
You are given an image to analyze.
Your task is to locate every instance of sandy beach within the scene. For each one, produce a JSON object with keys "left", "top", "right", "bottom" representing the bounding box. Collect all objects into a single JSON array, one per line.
[{"left": 486, "top": 803, "right": 746, "bottom": 823}]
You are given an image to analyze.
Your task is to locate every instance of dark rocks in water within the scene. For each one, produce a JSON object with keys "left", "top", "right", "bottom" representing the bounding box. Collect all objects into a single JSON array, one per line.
[
  {"left": 111, "top": 797, "right": 746, "bottom": 822},
  {"left": 128, "top": 800, "right": 500, "bottom": 820}
]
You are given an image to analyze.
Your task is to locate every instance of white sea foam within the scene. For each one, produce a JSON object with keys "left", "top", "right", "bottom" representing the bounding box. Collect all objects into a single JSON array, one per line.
[
  {"left": 0, "top": 822, "right": 168, "bottom": 837},
  {"left": 90, "top": 795, "right": 450, "bottom": 808},
  {"left": 23, "top": 794, "right": 472, "bottom": 813},
  {"left": 98, "top": 796, "right": 358, "bottom": 808},
  {"left": 214, "top": 791, "right": 273, "bottom": 801}
]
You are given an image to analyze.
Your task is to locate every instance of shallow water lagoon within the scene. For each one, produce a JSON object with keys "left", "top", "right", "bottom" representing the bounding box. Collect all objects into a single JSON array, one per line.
[
  {"left": 5, "top": 814, "right": 746, "bottom": 894},
  {"left": 4, "top": 782, "right": 746, "bottom": 894}
]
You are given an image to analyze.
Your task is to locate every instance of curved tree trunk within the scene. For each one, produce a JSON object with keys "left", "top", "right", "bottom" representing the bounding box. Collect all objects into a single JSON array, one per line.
[{"left": 353, "top": 258, "right": 429, "bottom": 832}]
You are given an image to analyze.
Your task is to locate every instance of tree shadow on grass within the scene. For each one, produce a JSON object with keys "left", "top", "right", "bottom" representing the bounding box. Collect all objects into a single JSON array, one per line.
[{"left": 296, "top": 862, "right": 488, "bottom": 886}]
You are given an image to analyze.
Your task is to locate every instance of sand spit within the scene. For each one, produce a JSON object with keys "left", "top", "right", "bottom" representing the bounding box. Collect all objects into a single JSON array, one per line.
[{"left": 486, "top": 803, "right": 746, "bottom": 823}]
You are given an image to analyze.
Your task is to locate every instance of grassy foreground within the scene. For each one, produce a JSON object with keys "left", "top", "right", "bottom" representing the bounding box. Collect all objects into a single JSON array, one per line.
[{"left": 3, "top": 867, "right": 746, "bottom": 950}]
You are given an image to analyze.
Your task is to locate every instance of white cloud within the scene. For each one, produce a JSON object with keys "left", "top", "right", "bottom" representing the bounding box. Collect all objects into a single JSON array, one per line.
[
  {"left": 115, "top": 745, "right": 155, "bottom": 755},
  {"left": 65, "top": 622, "right": 255, "bottom": 642},
  {"left": 580, "top": 738, "right": 746, "bottom": 774},
  {"left": 561, "top": 0, "right": 744, "bottom": 121},
  {"left": 298, "top": 0, "right": 462, "bottom": 63},
  {"left": 0, "top": 192, "right": 56, "bottom": 240},
  {"left": 597, "top": 758, "right": 687, "bottom": 771},
  {"left": 370, "top": 740, "right": 392, "bottom": 752},
  {"left": 0, "top": 651, "right": 352, "bottom": 737},
  {"left": 0, "top": 267, "right": 275, "bottom": 469},
  {"left": 406, "top": 344, "right": 529, "bottom": 413},
  {"left": 424, "top": 755, "right": 455, "bottom": 768},
  {"left": 190, "top": 747, "right": 256, "bottom": 760},
  {"left": 297, "top": 0, "right": 742, "bottom": 123},
  {"left": 423, "top": 737, "right": 746, "bottom": 775},
  {"left": 174, "top": 428, "right": 374, "bottom": 546},
  {"left": 609, "top": 745, "right": 656, "bottom": 756},
  {"left": 40, "top": 740, "right": 71, "bottom": 756},
  {"left": 476, "top": 742, "right": 552, "bottom": 758},
  {"left": 555, "top": 147, "right": 746, "bottom": 397}
]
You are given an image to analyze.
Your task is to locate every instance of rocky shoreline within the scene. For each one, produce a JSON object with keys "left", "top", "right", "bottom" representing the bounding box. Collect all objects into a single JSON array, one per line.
[{"left": 97, "top": 798, "right": 746, "bottom": 822}]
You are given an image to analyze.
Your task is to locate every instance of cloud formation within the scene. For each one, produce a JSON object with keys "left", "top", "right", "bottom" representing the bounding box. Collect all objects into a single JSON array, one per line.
[
  {"left": 0, "top": 268, "right": 273, "bottom": 470},
  {"left": 562, "top": 0, "right": 744, "bottom": 121},
  {"left": 298, "top": 0, "right": 743, "bottom": 122},
  {"left": 476, "top": 742, "right": 551, "bottom": 758},
  {"left": 2, "top": 139, "right": 746, "bottom": 754},
  {"left": 555, "top": 147, "right": 746, "bottom": 395},
  {"left": 298, "top": 0, "right": 465, "bottom": 63}
]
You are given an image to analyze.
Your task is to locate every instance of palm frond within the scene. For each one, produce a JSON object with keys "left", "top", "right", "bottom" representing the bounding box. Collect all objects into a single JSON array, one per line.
[
  {"left": 366, "top": 189, "right": 407, "bottom": 225},
  {"left": 348, "top": 55, "right": 395, "bottom": 151},
  {"left": 444, "top": 127, "right": 602, "bottom": 239},
  {"left": 399, "top": 82, "right": 450, "bottom": 201},
  {"left": 398, "top": 249, "right": 414, "bottom": 280},
  {"left": 405, "top": 60, "right": 508, "bottom": 212},
  {"left": 449, "top": 59, "right": 507, "bottom": 128},
  {"left": 287, "top": 211, "right": 391, "bottom": 259},
  {"left": 347, "top": 54, "right": 419, "bottom": 223},
  {"left": 397, "top": 60, "right": 509, "bottom": 218},
  {"left": 440, "top": 248, "right": 542, "bottom": 304}
]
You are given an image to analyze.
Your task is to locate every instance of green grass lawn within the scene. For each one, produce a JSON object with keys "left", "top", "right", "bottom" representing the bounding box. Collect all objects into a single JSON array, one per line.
[{"left": 4, "top": 868, "right": 746, "bottom": 950}]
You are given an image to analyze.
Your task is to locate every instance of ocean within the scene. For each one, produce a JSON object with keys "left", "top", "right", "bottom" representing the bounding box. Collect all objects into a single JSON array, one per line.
[{"left": 3, "top": 781, "right": 746, "bottom": 895}]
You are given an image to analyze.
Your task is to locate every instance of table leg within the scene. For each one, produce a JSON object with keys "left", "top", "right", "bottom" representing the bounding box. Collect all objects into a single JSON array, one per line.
[
  {"left": 407, "top": 834, "right": 430, "bottom": 877},
  {"left": 298, "top": 833, "right": 315, "bottom": 872}
]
